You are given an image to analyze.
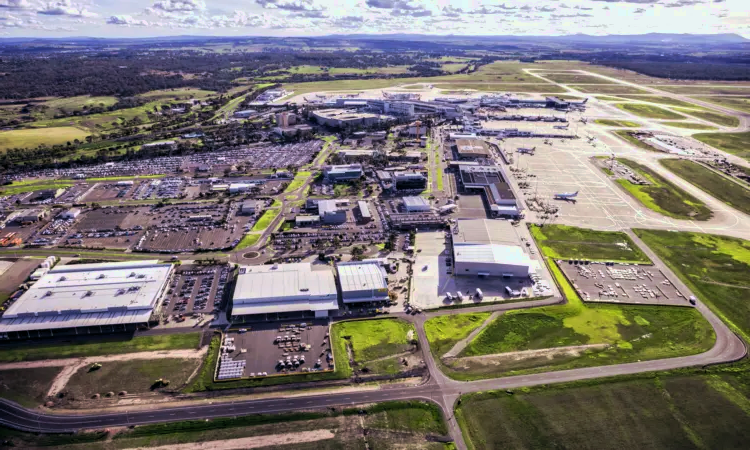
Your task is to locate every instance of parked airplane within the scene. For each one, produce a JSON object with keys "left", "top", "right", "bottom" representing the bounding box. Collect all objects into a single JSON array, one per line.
[
  {"left": 518, "top": 147, "right": 536, "bottom": 155},
  {"left": 554, "top": 124, "right": 570, "bottom": 130},
  {"left": 554, "top": 191, "right": 579, "bottom": 201}
]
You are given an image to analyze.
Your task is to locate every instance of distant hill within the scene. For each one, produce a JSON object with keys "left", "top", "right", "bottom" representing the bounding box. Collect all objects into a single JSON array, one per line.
[{"left": 324, "top": 33, "right": 748, "bottom": 45}]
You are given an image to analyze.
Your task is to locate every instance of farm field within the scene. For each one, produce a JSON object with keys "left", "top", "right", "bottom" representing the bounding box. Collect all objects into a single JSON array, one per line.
[
  {"left": 568, "top": 84, "right": 648, "bottom": 94},
  {"left": 660, "top": 121, "right": 718, "bottom": 130},
  {"left": 635, "top": 229, "right": 750, "bottom": 341},
  {"left": 0, "top": 333, "right": 201, "bottom": 363},
  {"left": 528, "top": 224, "right": 651, "bottom": 263},
  {"left": 64, "top": 358, "right": 200, "bottom": 400},
  {"left": 660, "top": 159, "right": 750, "bottom": 216},
  {"left": 332, "top": 318, "right": 416, "bottom": 374},
  {"left": 693, "top": 96, "right": 750, "bottom": 113},
  {"left": 0, "top": 367, "right": 60, "bottom": 407},
  {"left": 673, "top": 108, "right": 741, "bottom": 127},
  {"left": 613, "top": 158, "right": 713, "bottom": 221},
  {"left": 0, "top": 126, "right": 89, "bottom": 150},
  {"left": 456, "top": 369, "right": 750, "bottom": 450},
  {"left": 0, "top": 400, "right": 447, "bottom": 450},
  {"left": 693, "top": 131, "right": 750, "bottom": 161},
  {"left": 615, "top": 103, "right": 686, "bottom": 120},
  {"left": 594, "top": 119, "right": 640, "bottom": 127}
]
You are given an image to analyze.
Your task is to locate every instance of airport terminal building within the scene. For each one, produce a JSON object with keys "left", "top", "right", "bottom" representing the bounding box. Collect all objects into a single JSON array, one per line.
[
  {"left": 0, "top": 261, "right": 174, "bottom": 340},
  {"left": 231, "top": 263, "right": 339, "bottom": 322}
]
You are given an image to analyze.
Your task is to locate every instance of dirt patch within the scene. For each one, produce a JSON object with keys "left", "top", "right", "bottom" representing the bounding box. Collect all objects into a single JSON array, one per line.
[
  {"left": 127, "top": 429, "right": 336, "bottom": 450},
  {"left": 445, "top": 343, "right": 611, "bottom": 369}
]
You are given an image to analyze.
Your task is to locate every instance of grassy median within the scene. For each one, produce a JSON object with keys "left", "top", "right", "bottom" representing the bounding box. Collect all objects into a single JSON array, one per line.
[
  {"left": 693, "top": 131, "right": 750, "bottom": 161},
  {"left": 660, "top": 159, "right": 750, "bottom": 216}
]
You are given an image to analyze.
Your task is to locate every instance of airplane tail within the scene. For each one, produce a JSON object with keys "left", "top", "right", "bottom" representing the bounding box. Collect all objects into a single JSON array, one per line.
[
  {"left": 582, "top": 98, "right": 589, "bottom": 104},
  {"left": 573, "top": 191, "right": 579, "bottom": 196}
]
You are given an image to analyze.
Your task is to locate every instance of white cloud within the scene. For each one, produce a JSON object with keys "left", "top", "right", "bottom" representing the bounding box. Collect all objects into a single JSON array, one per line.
[
  {"left": 37, "top": 1, "right": 96, "bottom": 18},
  {"left": 107, "top": 15, "right": 148, "bottom": 26},
  {"left": 0, "top": 0, "right": 31, "bottom": 9}
]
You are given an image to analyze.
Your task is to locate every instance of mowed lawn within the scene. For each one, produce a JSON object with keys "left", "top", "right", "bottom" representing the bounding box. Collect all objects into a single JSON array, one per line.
[
  {"left": 660, "top": 159, "right": 750, "bottom": 215},
  {"left": 251, "top": 209, "right": 280, "bottom": 232},
  {"left": 693, "top": 131, "right": 750, "bottom": 161},
  {"left": 424, "top": 312, "right": 491, "bottom": 357},
  {"left": 0, "top": 367, "right": 61, "bottom": 407},
  {"left": 569, "top": 84, "right": 648, "bottom": 94},
  {"left": 615, "top": 103, "right": 686, "bottom": 119},
  {"left": 616, "top": 95, "right": 706, "bottom": 109},
  {"left": 0, "top": 126, "right": 89, "bottom": 150},
  {"left": 661, "top": 121, "right": 718, "bottom": 130},
  {"left": 674, "top": 108, "right": 741, "bottom": 128},
  {"left": 0, "top": 333, "right": 201, "bottom": 363},
  {"left": 64, "top": 358, "right": 200, "bottom": 399},
  {"left": 529, "top": 224, "right": 651, "bottom": 263},
  {"left": 594, "top": 119, "right": 641, "bottom": 127},
  {"left": 332, "top": 318, "right": 415, "bottom": 363},
  {"left": 695, "top": 96, "right": 750, "bottom": 114},
  {"left": 613, "top": 158, "right": 713, "bottom": 221},
  {"left": 635, "top": 229, "right": 750, "bottom": 341},
  {"left": 457, "top": 374, "right": 750, "bottom": 450}
]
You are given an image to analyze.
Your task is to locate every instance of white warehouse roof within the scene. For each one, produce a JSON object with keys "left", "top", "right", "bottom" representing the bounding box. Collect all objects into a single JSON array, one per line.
[
  {"left": 0, "top": 260, "right": 173, "bottom": 333},
  {"left": 232, "top": 263, "right": 338, "bottom": 316},
  {"left": 453, "top": 243, "right": 533, "bottom": 268},
  {"left": 337, "top": 261, "right": 387, "bottom": 292}
]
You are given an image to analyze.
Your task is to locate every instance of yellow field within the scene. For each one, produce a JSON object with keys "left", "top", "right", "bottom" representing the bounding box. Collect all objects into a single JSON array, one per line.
[{"left": 0, "top": 127, "right": 89, "bottom": 150}]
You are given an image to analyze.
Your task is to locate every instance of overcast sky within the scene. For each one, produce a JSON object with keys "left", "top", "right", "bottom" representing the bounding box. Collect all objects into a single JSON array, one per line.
[{"left": 0, "top": 0, "right": 746, "bottom": 39}]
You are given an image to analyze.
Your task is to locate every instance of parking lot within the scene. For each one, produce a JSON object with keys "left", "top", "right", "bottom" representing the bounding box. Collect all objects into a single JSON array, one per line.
[
  {"left": 220, "top": 321, "right": 332, "bottom": 378},
  {"left": 163, "top": 264, "right": 230, "bottom": 317},
  {"left": 64, "top": 206, "right": 148, "bottom": 249},
  {"left": 191, "top": 141, "right": 324, "bottom": 171},
  {"left": 559, "top": 261, "right": 690, "bottom": 306}
]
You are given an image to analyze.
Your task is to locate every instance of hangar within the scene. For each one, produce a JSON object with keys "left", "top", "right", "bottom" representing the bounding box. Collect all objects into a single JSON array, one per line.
[
  {"left": 231, "top": 263, "right": 338, "bottom": 322},
  {"left": 336, "top": 260, "right": 389, "bottom": 303},
  {"left": 0, "top": 261, "right": 174, "bottom": 339},
  {"left": 452, "top": 219, "right": 534, "bottom": 278}
]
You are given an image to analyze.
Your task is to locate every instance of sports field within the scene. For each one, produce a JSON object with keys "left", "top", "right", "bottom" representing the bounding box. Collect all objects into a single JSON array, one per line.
[
  {"left": 613, "top": 158, "right": 713, "bottom": 221},
  {"left": 0, "top": 126, "right": 89, "bottom": 150}
]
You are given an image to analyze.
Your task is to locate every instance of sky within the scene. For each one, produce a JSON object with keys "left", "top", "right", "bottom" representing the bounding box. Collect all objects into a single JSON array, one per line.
[{"left": 0, "top": 0, "right": 747, "bottom": 38}]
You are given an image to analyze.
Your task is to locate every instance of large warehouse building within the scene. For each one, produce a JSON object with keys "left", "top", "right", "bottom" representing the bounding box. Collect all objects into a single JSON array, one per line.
[
  {"left": 231, "top": 263, "right": 338, "bottom": 322},
  {"left": 452, "top": 219, "right": 534, "bottom": 278},
  {"left": 0, "top": 261, "right": 174, "bottom": 339},
  {"left": 336, "top": 260, "right": 389, "bottom": 303}
]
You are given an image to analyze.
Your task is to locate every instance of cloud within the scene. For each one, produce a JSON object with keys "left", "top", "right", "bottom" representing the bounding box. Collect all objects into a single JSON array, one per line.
[
  {"left": 495, "top": 3, "right": 517, "bottom": 9},
  {"left": 537, "top": 6, "right": 556, "bottom": 12},
  {"left": 37, "top": 1, "right": 96, "bottom": 17},
  {"left": 327, "top": 14, "right": 365, "bottom": 29},
  {"left": 575, "top": 5, "right": 594, "bottom": 10},
  {"left": 0, "top": 0, "right": 30, "bottom": 9},
  {"left": 664, "top": 0, "right": 705, "bottom": 7},
  {"left": 520, "top": 5, "right": 532, "bottom": 11},
  {"left": 393, "top": 7, "right": 431, "bottom": 17},
  {"left": 256, "top": 0, "right": 326, "bottom": 17},
  {"left": 634, "top": 7, "right": 646, "bottom": 12},
  {"left": 442, "top": 5, "right": 462, "bottom": 17},
  {"left": 107, "top": 15, "right": 149, "bottom": 26},
  {"left": 550, "top": 12, "right": 594, "bottom": 18},
  {"left": 591, "top": 0, "right": 660, "bottom": 3},
  {"left": 151, "top": 0, "right": 205, "bottom": 13},
  {"left": 470, "top": 6, "right": 514, "bottom": 15}
]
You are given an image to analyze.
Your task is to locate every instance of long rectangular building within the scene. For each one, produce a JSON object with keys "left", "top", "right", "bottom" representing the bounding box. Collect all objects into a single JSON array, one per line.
[
  {"left": 231, "top": 263, "right": 338, "bottom": 321},
  {"left": 336, "top": 261, "right": 389, "bottom": 303},
  {"left": 452, "top": 219, "right": 534, "bottom": 278},
  {"left": 0, "top": 261, "right": 173, "bottom": 339}
]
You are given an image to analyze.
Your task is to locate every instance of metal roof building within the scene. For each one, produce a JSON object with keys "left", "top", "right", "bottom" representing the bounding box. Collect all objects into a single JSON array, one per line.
[
  {"left": 0, "top": 261, "right": 173, "bottom": 339},
  {"left": 231, "top": 263, "right": 338, "bottom": 321},
  {"left": 403, "top": 196, "right": 431, "bottom": 213},
  {"left": 336, "top": 260, "right": 389, "bottom": 303},
  {"left": 452, "top": 219, "right": 534, "bottom": 278}
]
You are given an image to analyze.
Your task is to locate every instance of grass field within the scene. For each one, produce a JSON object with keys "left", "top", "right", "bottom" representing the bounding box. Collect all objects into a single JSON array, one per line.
[
  {"left": 439, "top": 255, "right": 713, "bottom": 379},
  {"left": 569, "top": 84, "right": 648, "bottom": 94},
  {"left": 457, "top": 369, "right": 750, "bottom": 450},
  {"left": 528, "top": 224, "right": 651, "bottom": 263},
  {"left": 635, "top": 229, "right": 750, "bottom": 341},
  {"left": 332, "top": 319, "right": 416, "bottom": 374},
  {"left": 0, "top": 367, "right": 60, "bottom": 407},
  {"left": 661, "top": 121, "right": 718, "bottom": 130},
  {"left": 658, "top": 85, "right": 750, "bottom": 95},
  {"left": 64, "top": 358, "right": 200, "bottom": 399},
  {"left": 0, "top": 179, "right": 75, "bottom": 195},
  {"left": 673, "top": 108, "right": 741, "bottom": 127},
  {"left": 612, "top": 130, "right": 661, "bottom": 152},
  {"left": 693, "top": 131, "right": 750, "bottom": 161},
  {"left": 616, "top": 95, "right": 707, "bottom": 109},
  {"left": 0, "top": 126, "right": 89, "bottom": 150},
  {"left": 613, "top": 158, "right": 713, "bottom": 221},
  {"left": 432, "top": 82, "right": 565, "bottom": 93},
  {"left": 137, "top": 88, "right": 216, "bottom": 100},
  {"left": 694, "top": 96, "right": 750, "bottom": 114},
  {"left": 660, "top": 159, "right": 750, "bottom": 215},
  {"left": 0, "top": 400, "right": 447, "bottom": 449},
  {"left": 595, "top": 95, "right": 627, "bottom": 101},
  {"left": 594, "top": 119, "right": 641, "bottom": 127},
  {"left": 424, "top": 313, "right": 492, "bottom": 358},
  {"left": 234, "top": 233, "right": 261, "bottom": 250},
  {"left": 251, "top": 209, "right": 280, "bottom": 232},
  {"left": 34, "top": 96, "right": 118, "bottom": 119},
  {"left": 283, "top": 171, "right": 312, "bottom": 194},
  {"left": 0, "top": 333, "right": 201, "bottom": 363},
  {"left": 537, "top": 73, "right": 614, "bottom": 84},
  {"left": 615, "top": 103, "right": 686, "bottom": 119}
]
